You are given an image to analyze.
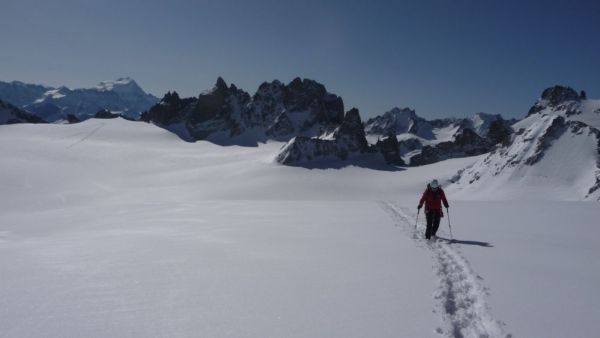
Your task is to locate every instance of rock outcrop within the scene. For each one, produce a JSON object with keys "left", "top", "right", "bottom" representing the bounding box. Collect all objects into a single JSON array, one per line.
[
  {"left": 527, "top": 85, "right": 581, "bottom": 117},
  {"left": 275, "top": 108, "right": 371, "bottom": 164},
  {"left": 0, "top": 99, "right": 46, "bottom": 124},
  {"left": 142, "top": 77, "right": 345, "bottom": 143},
  {"left": 450, "top": 85, "right": 600, "bottom": 201},
  {"left": 374, "top": 135, "right": 405, "bottom": 165},
  {"left": 409, "top": 128, "right": 491, "bottom": 166}
]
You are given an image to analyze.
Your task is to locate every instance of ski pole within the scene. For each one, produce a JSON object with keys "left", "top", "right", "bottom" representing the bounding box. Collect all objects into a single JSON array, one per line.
[
  {"left": 446, "top": 207, "right": 453, "bottom": 239},
  {"left": 415, "top": 208, "right": 420, "bottom": 230}
]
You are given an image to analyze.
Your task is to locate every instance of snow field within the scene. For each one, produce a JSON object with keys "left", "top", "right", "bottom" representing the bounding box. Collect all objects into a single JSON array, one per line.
[
  {"left": 380, "top": 202, "right": 509, "bottom": 338},
  {"left": 1, "top": 118, "right": 599, "bottom": 337}
]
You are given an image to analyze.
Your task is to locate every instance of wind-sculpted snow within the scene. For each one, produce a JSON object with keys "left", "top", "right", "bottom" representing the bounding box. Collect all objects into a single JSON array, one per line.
[{"left": 380, "top": 202, "right": 509, "bottom": 338}]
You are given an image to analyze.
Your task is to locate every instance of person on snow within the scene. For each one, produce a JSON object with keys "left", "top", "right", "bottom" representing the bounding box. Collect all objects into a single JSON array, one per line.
[{"left": 418, "top": 179, "right": 449, "bottom": 240}]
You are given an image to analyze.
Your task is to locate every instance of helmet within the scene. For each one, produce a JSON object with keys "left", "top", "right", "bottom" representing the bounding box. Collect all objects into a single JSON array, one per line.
[{"left": 430, "top": 179, "right": 439, "bottom": 189}]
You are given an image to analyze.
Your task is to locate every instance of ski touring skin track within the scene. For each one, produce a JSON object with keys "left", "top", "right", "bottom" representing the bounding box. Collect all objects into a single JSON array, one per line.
[{"left": 379, "top": 201, "right": 511, "bottom": 338}]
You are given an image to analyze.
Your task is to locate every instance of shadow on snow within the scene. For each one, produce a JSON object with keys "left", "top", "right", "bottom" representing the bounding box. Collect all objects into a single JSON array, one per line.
[{"left": 436, "top": 236, "right": 494, "bottom": 247}]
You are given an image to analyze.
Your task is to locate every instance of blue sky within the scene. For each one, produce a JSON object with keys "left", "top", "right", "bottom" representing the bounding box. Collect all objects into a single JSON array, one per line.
[{"left": 1, "top": 0, "right": 598, "bottom": 119}]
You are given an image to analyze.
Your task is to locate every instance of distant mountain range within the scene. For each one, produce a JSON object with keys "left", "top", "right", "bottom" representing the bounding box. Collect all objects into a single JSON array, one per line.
[
  {"left": 137, "top": 77, "right": 521, "bottom": 167},
  {"left": 1, "top": 77, "right": 597, "bottom": 183},
  {"left": 0, "top": 77, "right": 158, "bottom": 121},
  {"left": 363, "top": 108, "right": 516, "bottom": 165}
]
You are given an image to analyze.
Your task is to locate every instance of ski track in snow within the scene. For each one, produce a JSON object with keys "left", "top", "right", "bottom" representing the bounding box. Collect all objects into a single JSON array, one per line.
[
  {"left": 379, "top": 201, "right": 510, "bottom": 338},
  {"left": 66, "top": 123, "right": 105, "bottom": 148}
]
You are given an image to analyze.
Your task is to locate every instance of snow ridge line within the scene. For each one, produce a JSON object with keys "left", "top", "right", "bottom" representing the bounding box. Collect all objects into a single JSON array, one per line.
[{"left": 379, "top": 201, "right": 510, "bottom": 338}]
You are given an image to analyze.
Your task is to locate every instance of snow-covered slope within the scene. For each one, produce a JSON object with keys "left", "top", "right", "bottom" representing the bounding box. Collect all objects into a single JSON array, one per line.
[
  {"left": 449, "top": 86, "right": 600, "bottom": 201},
  {"left": 0, "top": 78, "right": 158, "bottom": 121},
  {"left": 1, "top": 118, "right": 599, "bottom": 337}
]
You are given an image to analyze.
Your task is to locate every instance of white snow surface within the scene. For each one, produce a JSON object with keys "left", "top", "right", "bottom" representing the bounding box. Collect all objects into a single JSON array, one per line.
[
  {"left": 1, "top": 118, "right": 599, "bottom": 338},
  {"left": 96, "top": 77, "right": 137, "bottom": 92}
]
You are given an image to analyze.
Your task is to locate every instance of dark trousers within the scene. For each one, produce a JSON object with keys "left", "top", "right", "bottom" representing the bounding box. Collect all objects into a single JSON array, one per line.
[{"left": 425, "top": 210, "right": 441, "bottom": 239}]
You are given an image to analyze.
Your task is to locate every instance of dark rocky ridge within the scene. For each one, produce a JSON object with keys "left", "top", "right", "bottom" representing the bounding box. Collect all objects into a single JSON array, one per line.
[
  {"left": 410, "top": 128, "right": 491, "bottom": 166},
  {"left": 527, "top": 85, "right": 584, "bottom": 117},
  {"left": 374, "top": 135, "right": 405, "bottom": 165},
  {"left": 141, "top": 77, "right": 346, "bottom": 144},
  {"left": 0, "top": 99, "right": 47, "bottom": 124},
  {"left": 275, "top": 108, "right": 372, "bottom": 164}
]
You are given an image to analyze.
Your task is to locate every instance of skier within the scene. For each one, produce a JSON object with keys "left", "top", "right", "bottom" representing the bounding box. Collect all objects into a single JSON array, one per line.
[{"left": 417, "top": 179, "right": 449, "bottom": 240}]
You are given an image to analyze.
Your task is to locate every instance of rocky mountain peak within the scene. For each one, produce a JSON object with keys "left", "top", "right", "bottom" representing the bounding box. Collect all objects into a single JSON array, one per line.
[
  {"left": 214, "top": 77, "right": 228, "bottom": 91},
  {"left": 275, "top": 107, "right": 371, "bottom": 165},
  {"left": 388, "top": 106, "right": 417, "bottom": 117},
  {"left": 364, "top": 106, "right": 429, "bottom": 137},
  {"left": 161, "top": 91, "right": 181, "bottom": 104},
  {"left": 336, "top": 108, "right": 364, "bottom": 136},
  {"left": 540, "top": 85, "right": 580, "bottom": 106},
  {"left": 527, "top": 85, "right": 582, "bottom": 116},
  {"left": 96, "top": 77, "right": 142, "bottom": 93}
]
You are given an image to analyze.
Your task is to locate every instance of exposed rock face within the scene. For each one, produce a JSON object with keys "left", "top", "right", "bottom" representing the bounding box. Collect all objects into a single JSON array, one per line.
[
  {"left": 409, "top": 128, "right": 491, "bottom": 166},
  {"left": 142, "top": 79, "right": 251, "bottom": 140},
  {"left": 332, "top": 108, "right": 369, "bottom": 152},
  {"left": 541, "top": 86, "right": 580, "bottom": 106},
  {"left": 282, "top": 77, "right": 344, "bottom": 129},
  {"left": 487, "top": 118, "right": 513, "bottom": 145},
  {"left": 374, "top": 135, "right": 404, "bottom": 165},
  {"left": 527, "top": 85, "right": 581, "bottom": 116},
  {"left": 365, "top": 107, "right": 434, "bottom": 139},
  {"left": 275, "top": 108, "right": 370, "bottom": 164},
  {"left": 185, "top": 78, "right": 251, "bottom": 139},
  {"left": 142, "top": 77, "right": 345, "bottom": 142},
  {"left": 245, "top": 80, "right": 286, "bottom": 130},
  {"left": 140, "top": 91, "right": 194, "bottom": 125},
  {"left": 66, "top": 114, "right": 80, "bottom": 124},
  {"left": 0, "top": 99, "right": 46, "bottom": 124},
  {"left": 94, "top": 109, "right": 121, "bottom": 119}
]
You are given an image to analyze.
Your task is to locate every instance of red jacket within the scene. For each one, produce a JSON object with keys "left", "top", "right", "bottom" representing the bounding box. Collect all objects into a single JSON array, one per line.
[{"left": 419, "top": 187, "right": 449, "bottom": 211}]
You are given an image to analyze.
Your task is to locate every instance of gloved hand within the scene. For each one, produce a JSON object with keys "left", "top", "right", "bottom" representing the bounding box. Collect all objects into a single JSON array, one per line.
[{"left": 417, "top": 205, "right": 422, "bottom": 210}]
